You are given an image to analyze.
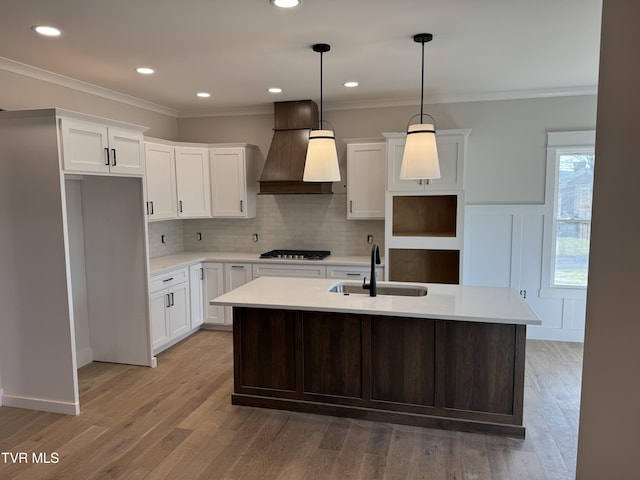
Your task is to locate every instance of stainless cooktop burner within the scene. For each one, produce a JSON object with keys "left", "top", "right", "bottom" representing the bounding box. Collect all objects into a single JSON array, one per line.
[{"left": 259, "top": 249, "right": 331, "bottom": 261}]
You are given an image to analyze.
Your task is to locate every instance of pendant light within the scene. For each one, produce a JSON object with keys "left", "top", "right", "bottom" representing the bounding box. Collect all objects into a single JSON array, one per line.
[
  {"left": 303, "top": 43, "right": 341, "bottom": 182},
  {"left": 400, "top": 33, "right": 440, "bottom": 180}
]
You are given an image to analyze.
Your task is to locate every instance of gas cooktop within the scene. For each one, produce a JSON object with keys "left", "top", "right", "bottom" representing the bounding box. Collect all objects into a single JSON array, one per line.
[{"left": 259, "top": 249, "right": 331, "bottom": 261}]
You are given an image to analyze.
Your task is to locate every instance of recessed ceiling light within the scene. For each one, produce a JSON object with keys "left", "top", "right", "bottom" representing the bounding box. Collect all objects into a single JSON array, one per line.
[
  {"left": 32, "top": 25, "right": 62, "bottom": 37},
  {"left": 136, "top": 67, "right": 154, "bottom": 75},
  {"left": 344, "top": 81, "right": 359, "bottom": 88},
  {"left": 268, "top": 87, "right": 283, "bottom": 93},
  {"left": 196, "top": 92, "right": 211, "bottom": 98},
  {"left": 270, "top": 0, "right": 301, "bottom": 8}
]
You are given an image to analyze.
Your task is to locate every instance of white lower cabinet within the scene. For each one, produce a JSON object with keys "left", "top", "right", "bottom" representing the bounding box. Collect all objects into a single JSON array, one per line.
[
  {"left": 152, "top": 260, "right": 386, "bottom": 340},
  {"left": 189, "top": 264, "right": 205, "bottom": 329},
  {"left": 150, "top": 268, "right": 190, "bottom": 354},
  {"left": 203, "top": 262, "right": 225, "bottom": 326},
  {"left": 224, "top": 263, "right": 253, "bottom": 325}
]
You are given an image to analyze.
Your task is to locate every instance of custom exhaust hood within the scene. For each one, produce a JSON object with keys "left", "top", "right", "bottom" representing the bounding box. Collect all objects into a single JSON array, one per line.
[{"left": 259, "top": 100, "right": 334, "bottom": 194}]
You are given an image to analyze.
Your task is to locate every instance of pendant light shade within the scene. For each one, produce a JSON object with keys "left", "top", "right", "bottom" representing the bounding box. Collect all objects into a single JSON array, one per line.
[
  {"left": 400, "top": 33, "right": 440, "bottom": 180},
  {"left": 303, "top": 129, "right": 340, "bottom": 181},
  {"left": 400, "top": 118, "right": 440, "bottom": 179},
  {"left": 304, "top": 43, "right": 341, "bottom": 182}
]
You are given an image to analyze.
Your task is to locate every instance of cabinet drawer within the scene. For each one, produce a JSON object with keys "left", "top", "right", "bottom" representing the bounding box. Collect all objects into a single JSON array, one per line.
[
  {"left": 252, "top": 263, "right": 327, "bottom": 279},
  {"left": 327, "top": 266, "right": 384, "bottom": 280},
  {"left": 150, "top": 266, "right": 189, "bottom": 291}
]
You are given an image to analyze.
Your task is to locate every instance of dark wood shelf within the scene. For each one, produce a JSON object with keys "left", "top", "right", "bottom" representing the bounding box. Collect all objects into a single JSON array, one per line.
[
  {"left": 388, "top": 248, "right": 460, "bottom": 284},
  {"left": 393, "top": 195, "right": 457, "bottom": 237}
]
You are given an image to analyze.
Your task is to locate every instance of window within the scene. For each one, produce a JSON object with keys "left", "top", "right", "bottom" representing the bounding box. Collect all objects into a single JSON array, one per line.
[{"left": 542, "top": 131, "right": 595, "bottom": 297}]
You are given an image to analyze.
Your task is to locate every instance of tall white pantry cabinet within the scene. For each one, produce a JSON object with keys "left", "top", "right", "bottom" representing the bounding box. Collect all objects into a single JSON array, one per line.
[{"left": 0, "top": 109, "right": 153, "bottom": 415}]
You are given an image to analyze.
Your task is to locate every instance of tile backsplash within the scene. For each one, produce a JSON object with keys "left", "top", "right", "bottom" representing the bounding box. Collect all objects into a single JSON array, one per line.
[
  {"left": 148, "top": 194, "right": 384, "bottom": 258},
  {"left": 147, "top": 220, "right": 184, "bottom": 257}
]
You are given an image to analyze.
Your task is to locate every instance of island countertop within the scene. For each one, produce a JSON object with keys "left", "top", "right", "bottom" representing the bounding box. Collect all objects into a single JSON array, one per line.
[{"left": 211, "top": 276, "right": 542, "bottom": 326}]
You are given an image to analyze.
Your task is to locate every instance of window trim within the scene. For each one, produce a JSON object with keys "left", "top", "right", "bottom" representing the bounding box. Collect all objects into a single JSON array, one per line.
[{"left": 540, "top": 130, "right": 595, "bottom": 299}]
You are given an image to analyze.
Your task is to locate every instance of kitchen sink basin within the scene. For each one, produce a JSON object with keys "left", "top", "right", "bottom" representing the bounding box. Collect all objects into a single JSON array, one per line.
[{"left": 329, "top": 282, "right": 428, "bottom": 297}]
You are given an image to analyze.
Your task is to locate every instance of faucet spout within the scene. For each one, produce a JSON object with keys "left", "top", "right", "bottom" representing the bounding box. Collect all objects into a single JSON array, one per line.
[{"left": 363, "top": 243, "right": 381, "bottom": 297}]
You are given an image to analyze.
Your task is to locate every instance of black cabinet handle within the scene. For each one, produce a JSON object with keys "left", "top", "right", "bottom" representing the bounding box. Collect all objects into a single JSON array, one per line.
[
  {"left": 166, "top": 293, "right": 171, "bottom": 308},
  {"left": 170, "top": 292, "right": 174, "bottom": 306},
  {"left": 200, "top": 268, "right": 204, "bottom": 280},
  {"left": 146, "top": 201, "right": 150, "bottom": 215},
  {"left": 179, "top": 200, "right": 183, "bottom": 213},
  {"left": 349, "top": 200, "right": 353, "bottom": 213},
  {"left": 104, "top": 147, "right": 110, "bottom": 165},
  {"left": 150, "top": 201, "right": 154, "bottom": 215},
  {"left": 240, "top": 200, "right": 244, "bottom": 213},
  {"left": 163, "top": 277, "right": 174, "bottom": 283},
  {"left": 111, "top": 148, "right": 117, "bottom": 166}
]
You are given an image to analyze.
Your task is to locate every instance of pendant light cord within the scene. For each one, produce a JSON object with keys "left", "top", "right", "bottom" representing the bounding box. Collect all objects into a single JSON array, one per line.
[
  {"left": 319, "top": 50, "right": 324, "bottom": 126},
  {"left": 420, "top": 38, "right": 425, "bottom": 123}
]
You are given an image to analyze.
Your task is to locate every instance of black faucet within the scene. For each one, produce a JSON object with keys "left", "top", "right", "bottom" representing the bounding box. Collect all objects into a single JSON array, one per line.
[{"left": 363, "top": 243, "right": 381, "bottom": 297}]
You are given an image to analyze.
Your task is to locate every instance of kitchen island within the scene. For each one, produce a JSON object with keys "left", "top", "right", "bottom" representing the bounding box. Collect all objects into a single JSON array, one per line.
[{"left": 212, "top": 277, "right": 541, "bottom": 437}]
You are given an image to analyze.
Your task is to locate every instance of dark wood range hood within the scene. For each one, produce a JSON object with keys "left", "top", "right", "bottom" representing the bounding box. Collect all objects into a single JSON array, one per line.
[{"left": 259, "top": 100, "right": 333, "bottom": 194}]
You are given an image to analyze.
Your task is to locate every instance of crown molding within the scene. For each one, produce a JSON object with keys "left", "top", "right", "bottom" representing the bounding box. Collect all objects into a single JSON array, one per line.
[
  {"left": 1, "top": 56, "right": 596, "bottom": 119},
  {"left": 178, "top": 85, "right": 598, "bottom": 118},
  {"left": 0, "top": 56, "right": 178, "bottom": 117}
]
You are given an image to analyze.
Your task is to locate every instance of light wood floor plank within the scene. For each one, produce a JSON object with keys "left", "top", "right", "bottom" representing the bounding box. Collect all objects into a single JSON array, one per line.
[{"left": 0, "top": 331, "right": 583, "bottom": 479}]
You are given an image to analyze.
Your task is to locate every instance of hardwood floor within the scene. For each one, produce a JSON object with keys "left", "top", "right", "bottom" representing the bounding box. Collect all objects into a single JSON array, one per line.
[{"left": 0, "top": 331, "right": 583, "bottom": 479}]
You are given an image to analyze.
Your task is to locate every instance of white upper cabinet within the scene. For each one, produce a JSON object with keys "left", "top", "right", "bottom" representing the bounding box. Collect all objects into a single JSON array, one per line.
[
  {"left": 210, "top": 145, "right": 259, "bottom": 218},
  {"left": 175, "top": 146, "right": 211, "bottom": 218},
  {"left": 144, "top": 140, "right": 212, "bottom": 221},
  {"left": 60, "top": 117, "right": 145, "bottom": 175},
  {"left": 145, "top": 142, "right": 177, "bottom": 221},
  {"left": 346, "top": 140, "right": 386, "bottom": 219},
  {"left": 385, "top": 129, "right": 470, "bottom": 192}
]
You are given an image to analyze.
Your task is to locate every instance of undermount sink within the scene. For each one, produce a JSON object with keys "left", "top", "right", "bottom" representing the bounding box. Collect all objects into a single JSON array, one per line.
[{"left": 329, "top": 282, "right": 428, "bottom": 297}]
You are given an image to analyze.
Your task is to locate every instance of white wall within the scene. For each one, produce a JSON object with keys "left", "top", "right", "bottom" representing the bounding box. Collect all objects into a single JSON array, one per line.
[
  {"left": 178, "top": 95, "right": 597, "bottom": 205},
  {"left": 0, "top": 111, "right": 79, "bottom": 414},
  {"left": 464, "top": 205, "right": 586, "bottom": 342},
  {"left": 0, "top": 67, "right": 178, "bottom": 139},
  {"left": 576, "top": 0, "right": 640, "bottom": 477},
  {"left": 65, "top": 180, "right": 93, "bottom": 368}
]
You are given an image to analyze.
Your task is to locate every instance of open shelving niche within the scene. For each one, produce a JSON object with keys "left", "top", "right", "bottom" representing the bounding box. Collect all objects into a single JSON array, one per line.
[{"left": 383, "top": 129, "right": 469, "bottom": 284}]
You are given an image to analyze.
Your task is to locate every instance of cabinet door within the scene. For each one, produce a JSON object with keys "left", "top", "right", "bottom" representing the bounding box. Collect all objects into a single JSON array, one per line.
[
  {"left": 108, "top": 128, "right": 145, "bottom": 175},
  {"left": 60, "top": 118, "right": 110, "bottom": 173},
  {"left": 189, "top": 264, "right": 204, "bottom": 329},
  {"left": 150, "top": 288, "right": 170, "bottom": 351},
  {"left": 168, "top": 282, "right": 190, "bottom": 339},
  {"left": 210, "top": 148, "right": 247, "bottom": 217},
  {"left": 145, "top": 143, "right": 177, "bottom": 220},
  {"left": 175, "top": 147, "right": 211, "bottom": 218},
  {"left": 387, "top": 137, "right": 423, "bottom": 192},
  {"left": 224, "top": 263, "right": 253, "bottom": 325},
  {"left": 387, "top": 131, "right": 468, "bottom": 192},
  {"left": 203, "top": 263, "right": 225, "bottom": 325},
  {"left": 347, "top": 143, "right": 386, "bottom": 219}
]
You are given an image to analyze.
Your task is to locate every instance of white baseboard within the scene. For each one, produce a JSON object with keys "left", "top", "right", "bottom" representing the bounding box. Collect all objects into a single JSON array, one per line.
[
  {"left": 76, "top": 347, "right": 94, "bottom": 368},
  {"left": 527, "top": 327, "right": 584, "bottom": 343},
  {"left": 1, "top": 394, "right": 79, "bottom": 415}
]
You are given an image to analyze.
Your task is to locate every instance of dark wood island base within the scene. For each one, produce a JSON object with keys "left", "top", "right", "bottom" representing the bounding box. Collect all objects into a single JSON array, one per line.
[{"left": 232, "top": 307, "right": 527, "bottom": 438}]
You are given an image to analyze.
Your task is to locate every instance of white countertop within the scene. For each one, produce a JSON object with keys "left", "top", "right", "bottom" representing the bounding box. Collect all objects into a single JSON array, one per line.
[
  {"left": 211, "top": 276, "right": 542, "bottom": 326},
  {"left": 149, "top": 251, "right": 380, "bottom": 274}
]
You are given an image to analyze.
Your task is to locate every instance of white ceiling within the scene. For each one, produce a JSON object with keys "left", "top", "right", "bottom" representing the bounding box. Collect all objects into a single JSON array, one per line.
[{"left": 0, "top": 0, "right": 602, "bottom": 117}]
